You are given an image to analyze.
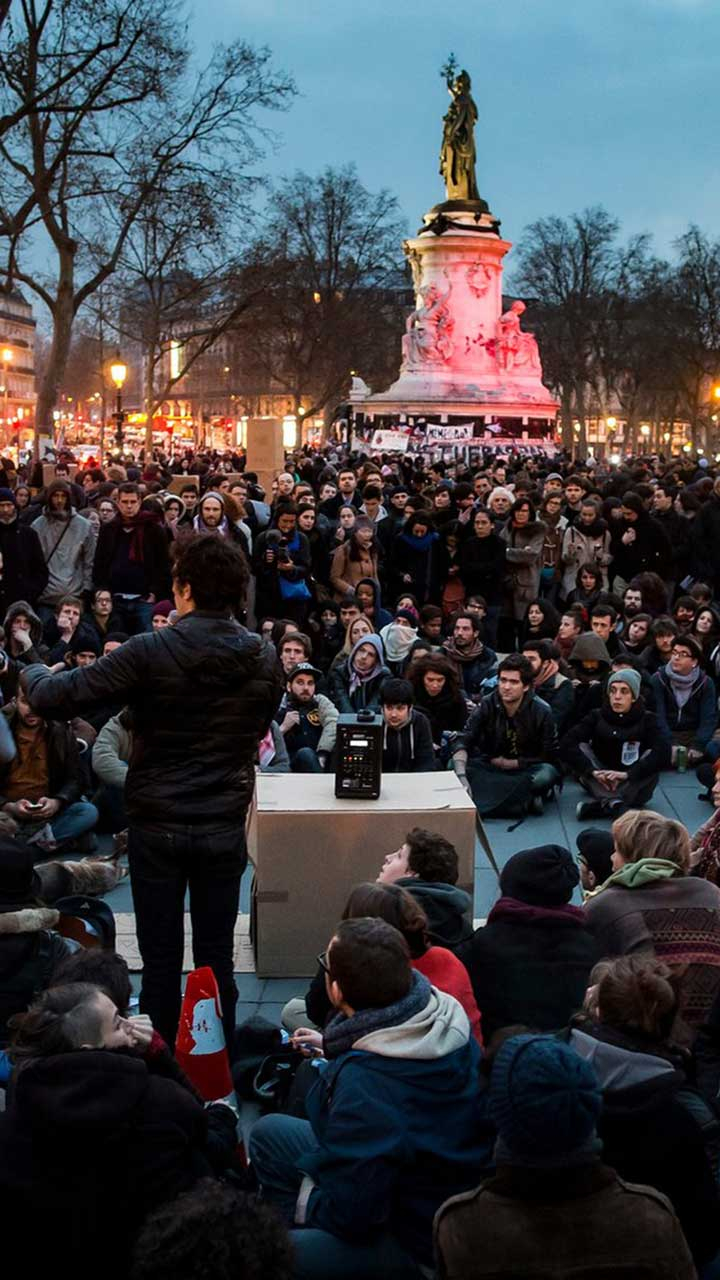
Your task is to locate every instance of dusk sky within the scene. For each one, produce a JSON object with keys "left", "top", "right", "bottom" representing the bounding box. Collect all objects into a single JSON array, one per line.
[{"left": 193, "top": 0, "right": 720, "bottom": 261}]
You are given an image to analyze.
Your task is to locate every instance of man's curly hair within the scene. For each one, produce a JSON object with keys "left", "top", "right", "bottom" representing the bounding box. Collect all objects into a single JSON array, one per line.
[{"left": 130, "top": 1179, "right": 293, "bottom": 1280}]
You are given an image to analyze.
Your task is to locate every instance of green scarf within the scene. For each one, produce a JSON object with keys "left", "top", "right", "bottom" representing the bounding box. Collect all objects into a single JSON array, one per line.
[{"left": 593, "top": 857, "right": 684, "bottom": 896}]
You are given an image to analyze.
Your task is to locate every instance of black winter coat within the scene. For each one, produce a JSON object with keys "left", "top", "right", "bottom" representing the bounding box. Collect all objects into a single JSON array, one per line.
[
  {"left": 0, "top": 1049, "right": 211, "bottom": 1278},
  {"left": 93, "top": 515, "right": 172, "bottom": 600},
  {"left": 0, "top": 520, "right": 48, "bottom": 611},
  {"left": 458, "top": 533, "right": 507, "bottom": 605},
  {"left": 327, "top": 658, "right": 391, "bottom": 714},
  {"left": 609, "top": 512, "right": 672, "bottom": 583},
  {"left": 457, "top": 899, "right": 599, "bottom": 1041},
  {"left": 23, "top": 612, "right": 281, "bottom": 824},
  {"left": 460, "top": 688, "right": 558, "bottom": 768},
  {"left": 559, "top": 697, "right": 670, "bottom": 779}
]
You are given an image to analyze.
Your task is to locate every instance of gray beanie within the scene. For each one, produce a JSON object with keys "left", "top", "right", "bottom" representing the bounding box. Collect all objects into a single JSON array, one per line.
[{"left": 607, "top": 667, "right": 641, "bottom": 700}]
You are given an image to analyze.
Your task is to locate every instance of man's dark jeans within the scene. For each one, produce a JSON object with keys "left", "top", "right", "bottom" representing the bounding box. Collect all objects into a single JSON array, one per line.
[{"left": 128, "top": 822, "right": 246, "bottom": 1048}]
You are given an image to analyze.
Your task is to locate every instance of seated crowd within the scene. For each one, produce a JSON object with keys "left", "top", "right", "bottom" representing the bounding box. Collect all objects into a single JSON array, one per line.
[{"left": 4, "top": 444, "right": 720, "bottom": 1276}]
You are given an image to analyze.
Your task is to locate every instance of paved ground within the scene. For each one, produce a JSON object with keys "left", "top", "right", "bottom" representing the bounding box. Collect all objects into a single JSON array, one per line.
[{"left": 104, "top": 770, "right": 712, "bottom": 1026}]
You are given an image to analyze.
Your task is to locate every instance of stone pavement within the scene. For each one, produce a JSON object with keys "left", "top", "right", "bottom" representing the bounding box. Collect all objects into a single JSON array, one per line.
[{"left": 105, "top": 769, "right": 712, "bottom": 1026}]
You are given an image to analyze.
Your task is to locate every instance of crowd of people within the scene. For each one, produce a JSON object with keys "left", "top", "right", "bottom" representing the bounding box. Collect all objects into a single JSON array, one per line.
[{"left": 3, "top": 439, "right": 720, "bottom": 1275}]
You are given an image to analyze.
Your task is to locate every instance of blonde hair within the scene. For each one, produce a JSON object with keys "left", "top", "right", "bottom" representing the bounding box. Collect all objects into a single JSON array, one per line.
[{"left": 612, "top": 809, "right": 690, "bottom": 872}]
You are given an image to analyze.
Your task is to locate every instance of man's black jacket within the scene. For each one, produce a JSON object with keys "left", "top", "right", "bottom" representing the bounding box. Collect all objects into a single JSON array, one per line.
[
  {"left": 23, "top": 612, "right": 282, "bottom": 825},
  {"left": 459, "top": 687, "right": 558, "bottom": 769}
]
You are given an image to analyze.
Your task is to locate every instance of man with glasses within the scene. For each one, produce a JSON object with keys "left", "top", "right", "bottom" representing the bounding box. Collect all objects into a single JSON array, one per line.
[{"left": 249, "top": 917, "right": 491, "bottom": 1279}]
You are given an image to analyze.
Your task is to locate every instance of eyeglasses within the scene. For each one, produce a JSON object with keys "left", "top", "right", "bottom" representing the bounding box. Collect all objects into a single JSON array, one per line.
[{"left": 317, "top": 951, "right": 330, "bottom": 974}]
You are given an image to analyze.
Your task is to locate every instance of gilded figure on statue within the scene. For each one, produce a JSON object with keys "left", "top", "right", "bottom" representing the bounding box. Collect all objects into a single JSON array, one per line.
[{"left": 439, "top": 65, "right": 480, "bottom": 202}]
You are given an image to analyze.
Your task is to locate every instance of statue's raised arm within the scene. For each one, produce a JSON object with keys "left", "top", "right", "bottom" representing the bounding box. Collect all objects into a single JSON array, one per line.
[{"left": 439, "top": 66, "right": 480, "bottom": 203}]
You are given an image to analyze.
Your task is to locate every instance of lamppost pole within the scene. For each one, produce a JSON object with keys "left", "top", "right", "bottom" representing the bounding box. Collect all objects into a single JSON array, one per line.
[
  {"left": 1, "top": 347, "right": 12, "bottom": 453},
  {"left": 110, "top": 356, "right": 127, "bottom": 455}
]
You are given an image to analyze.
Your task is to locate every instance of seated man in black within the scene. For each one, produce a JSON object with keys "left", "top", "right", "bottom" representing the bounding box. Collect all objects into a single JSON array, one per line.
[
  {"left": 277, "top": 662, "right": 337, "bottom": 773},
  {"left": 376, "top": 827, "right": 472, "bottom": 950},
  {"left": 380, "top": 678, "right": 436, "bottom": 774},
  {"left": 452, "top": 654, "right": 559, "bottom": 818},
  {"left": 560, "top": 666, "right": 670, "bottom": 820}
]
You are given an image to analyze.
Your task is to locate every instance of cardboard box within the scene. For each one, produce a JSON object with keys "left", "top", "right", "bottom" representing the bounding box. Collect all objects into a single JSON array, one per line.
[
  {"left": 246, "top": 417, "right": 283, "bottom": 500},
  {"left": 247, "top": 772, "right": 476, "bottom": 977}
]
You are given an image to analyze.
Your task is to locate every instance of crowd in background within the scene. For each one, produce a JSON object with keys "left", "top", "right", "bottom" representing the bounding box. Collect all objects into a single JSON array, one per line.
[{"left": 2, "top": 439, "right": 720, "bottom": 1276}]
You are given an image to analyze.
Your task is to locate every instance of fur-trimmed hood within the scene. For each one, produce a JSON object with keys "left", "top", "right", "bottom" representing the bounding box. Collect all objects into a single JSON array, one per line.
[{"left": 0, "top": 906, "right": 59, "bottom": 934}]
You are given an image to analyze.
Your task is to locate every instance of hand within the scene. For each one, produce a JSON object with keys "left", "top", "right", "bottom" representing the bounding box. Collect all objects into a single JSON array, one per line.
[
  {"left": 602, "top": 771, "right": 627, "bottom": 792},
  {"left": 145, "top": 593, "right": 156, "bottom": 605},
  {"left": 126, "top": 1014, "right": 154, "bottom": 1052},
  {"left": 291, "top": 1028, "right": 324, "bottom": 1056},
  {"left": 265, "top": 549, "right": 276, "bottom": 563},
  {"left": 12, "top": 627, "right": 32, "bottom": 652},
  {"left": 688, "top": 749, "right": 703, "bottom": 764},
  {"left": 3, "top": 801, "right": 27, "bottom": 820},
  {"left": 280, "top": 710, "right": 300, "bottom": 733},
  {"left": 456, "top": 774, "right": 472, "bottom": 797},
  {"left": 592, "top": 770, "right": 612, "bottom": 791},
  {"left": 621, "top": 528, "right": 636, "bottom": 545},
  {"left": 403, "top": 574, "right": 412, "bottom": 584},
  {"left": 35, "top": 796, "right": 61, "bottom": 820},
  {"left": 334, "top": 528, "right": 345, "bottom": 543},
  {"left": 277, "top": 559, "right": 294, "bottom": 572}
]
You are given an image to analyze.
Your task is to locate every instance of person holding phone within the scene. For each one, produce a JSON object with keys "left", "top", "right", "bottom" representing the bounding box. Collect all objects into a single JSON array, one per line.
[{"left": 0, "top": 687, "right": 97, "bottom": 854}]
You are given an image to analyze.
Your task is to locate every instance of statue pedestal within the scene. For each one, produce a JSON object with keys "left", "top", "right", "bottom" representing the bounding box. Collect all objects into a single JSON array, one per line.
[{"left": 361, "top": 204, "right": 558, "bottom": 427}]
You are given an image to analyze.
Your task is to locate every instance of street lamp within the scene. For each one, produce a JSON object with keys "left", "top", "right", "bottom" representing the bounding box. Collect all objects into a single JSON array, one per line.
[
  {"left": 1, "top": 347, "right": 12, "bottom": 448},
  {"left": 110, "top": 356, "right": 127, "bottom": 452}
]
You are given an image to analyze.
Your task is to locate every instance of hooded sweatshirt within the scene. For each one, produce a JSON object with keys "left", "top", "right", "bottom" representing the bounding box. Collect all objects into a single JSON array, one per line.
[
  {"left": 31, "top": 481, "right": 96, "bottom": 605},
  {"left": 296, "top": 975, "right": 491, "bottom": 1265}
]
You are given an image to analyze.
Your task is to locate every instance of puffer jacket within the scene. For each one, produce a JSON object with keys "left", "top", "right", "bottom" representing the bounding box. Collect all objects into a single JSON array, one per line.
[{"left": 23, "top": 612, "right": 281, "bottom": 824}]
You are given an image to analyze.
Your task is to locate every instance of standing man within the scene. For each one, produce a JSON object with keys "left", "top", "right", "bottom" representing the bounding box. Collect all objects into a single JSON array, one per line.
[
  {"left": 92, "top": 483, "right": 171, "bottom": 634},
  {"left": 22, "top": 533, "right": 281, "bottom": 1046},
  {"left": 0, "top": 488, "right": 47, "bottom": 614},
  {"left": 32, "top": 480, "right": 95, "bottom": 622}
]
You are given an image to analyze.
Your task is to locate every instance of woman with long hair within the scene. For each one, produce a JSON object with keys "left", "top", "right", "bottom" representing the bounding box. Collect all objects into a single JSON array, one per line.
[
  {"left": 329, "top": 517, "right": 379, "bottom": 600},
  {"left": 408, "top": 651, "right": 468, "bottom": 748},
  {"left": 518, "top": 597, "right": 561, "bottom": 647}
]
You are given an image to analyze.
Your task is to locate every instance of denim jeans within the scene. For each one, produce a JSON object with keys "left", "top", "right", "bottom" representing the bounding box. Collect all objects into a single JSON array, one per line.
[
  {"left": 112, "top": 596, "right": 154, "bottom": 635},
  {"left": 289, "top": 747, "right": 324, "bottom": 774},
  {"left": 51, "top": 800, "right": 99, "bottom": 845},
  {"left": 249, "top": 1114, "right": 425, "bottom": 1280},
  {"left": 128, "top": 822, "right": 246, "bottom": 1048}
]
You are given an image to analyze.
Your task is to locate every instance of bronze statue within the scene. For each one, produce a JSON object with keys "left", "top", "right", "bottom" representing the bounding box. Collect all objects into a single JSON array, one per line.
[{"left": 439, "top": 60, "right": 480, "bottom": 203}]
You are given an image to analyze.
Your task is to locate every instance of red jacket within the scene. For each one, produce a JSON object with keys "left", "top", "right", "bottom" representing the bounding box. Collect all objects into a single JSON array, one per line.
[{"left": 413, "top": 947, "right": 483, "bottom": 1045}]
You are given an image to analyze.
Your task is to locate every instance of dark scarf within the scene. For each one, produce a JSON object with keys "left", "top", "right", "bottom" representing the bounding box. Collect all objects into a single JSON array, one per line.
[
  {"left": 323, "top": 969, "right": 431, "bottom": 1059},
  {"left": 487, "top": 896, "right": 585, "bottom": 927},
  {"left": 443, "top": 634, "right": 485, "bottom": 665},
  {"left": 118, "top": 510, "right": 160, "bottom": 563},
  {"left": 399, "top": 529, "right": 439, "bottom": 552},
  {"left": 600, "top": 696, "right": 646, "bottom": 728},
  {"left": 575, "top": 516, "right": 607, "bottom": 540}
]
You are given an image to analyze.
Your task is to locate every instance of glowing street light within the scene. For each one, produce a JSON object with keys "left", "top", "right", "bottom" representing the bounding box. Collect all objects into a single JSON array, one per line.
[{"left": 110, "top": 355, "right": 127, "bottom": 451}]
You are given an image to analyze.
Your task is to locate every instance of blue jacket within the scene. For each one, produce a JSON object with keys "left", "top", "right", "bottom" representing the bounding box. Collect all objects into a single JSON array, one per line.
[
  {"left": 298, "top": 989, "right": 493, "bottom": 1264},
  {"left": 651, "top": 667, "right": 718, "bottom": 752}
]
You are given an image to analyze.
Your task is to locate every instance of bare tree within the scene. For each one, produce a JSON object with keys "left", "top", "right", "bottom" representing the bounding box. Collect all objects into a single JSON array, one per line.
[
  {"left": 0, "top": 0, "right": 295, "bottom": 438},
  {"left": 239, "top": 165, "right": 408, "bottom": 424},
  {"left": 513, "top": 207, "right": 642, "bottom": 454}
]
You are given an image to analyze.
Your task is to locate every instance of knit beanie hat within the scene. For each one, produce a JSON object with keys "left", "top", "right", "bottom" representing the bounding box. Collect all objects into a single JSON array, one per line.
[
  {"left": 70, "top": 629, "right": 102, "bottom": 657},
  {"left": 152, "top": 599, "right": 173, "bottom": 619},
  {"left": 394, "top": 609, "right": 418, "bottom": 628},
  {"left": 500, "top": 844, "right": 579, "bottom": 907},
  {"left": 489, "top": 1034, "right": 602, "bottom": 1161},
  {"left": 607, "top": 667, "right": 641, "bottom": 700},
  {"left": 0, "top": 488, "right": 16, "bottom": 505}
]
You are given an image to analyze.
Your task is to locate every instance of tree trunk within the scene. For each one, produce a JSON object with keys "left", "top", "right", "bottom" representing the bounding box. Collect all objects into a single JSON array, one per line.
[
  {"left": 35, "top": 244, "right": 76, "bottom": 448},
  {"left": 560, "top": 385, "right": 573, "bottom": 452},
  {"left": 573, "top": 382, "right": 588, "bottom": 461}
]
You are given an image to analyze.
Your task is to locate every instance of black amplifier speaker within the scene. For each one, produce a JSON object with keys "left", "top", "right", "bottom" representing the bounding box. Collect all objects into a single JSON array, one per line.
[{"left": 334, "top": 711, "right": 383, "bottom": 799}]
